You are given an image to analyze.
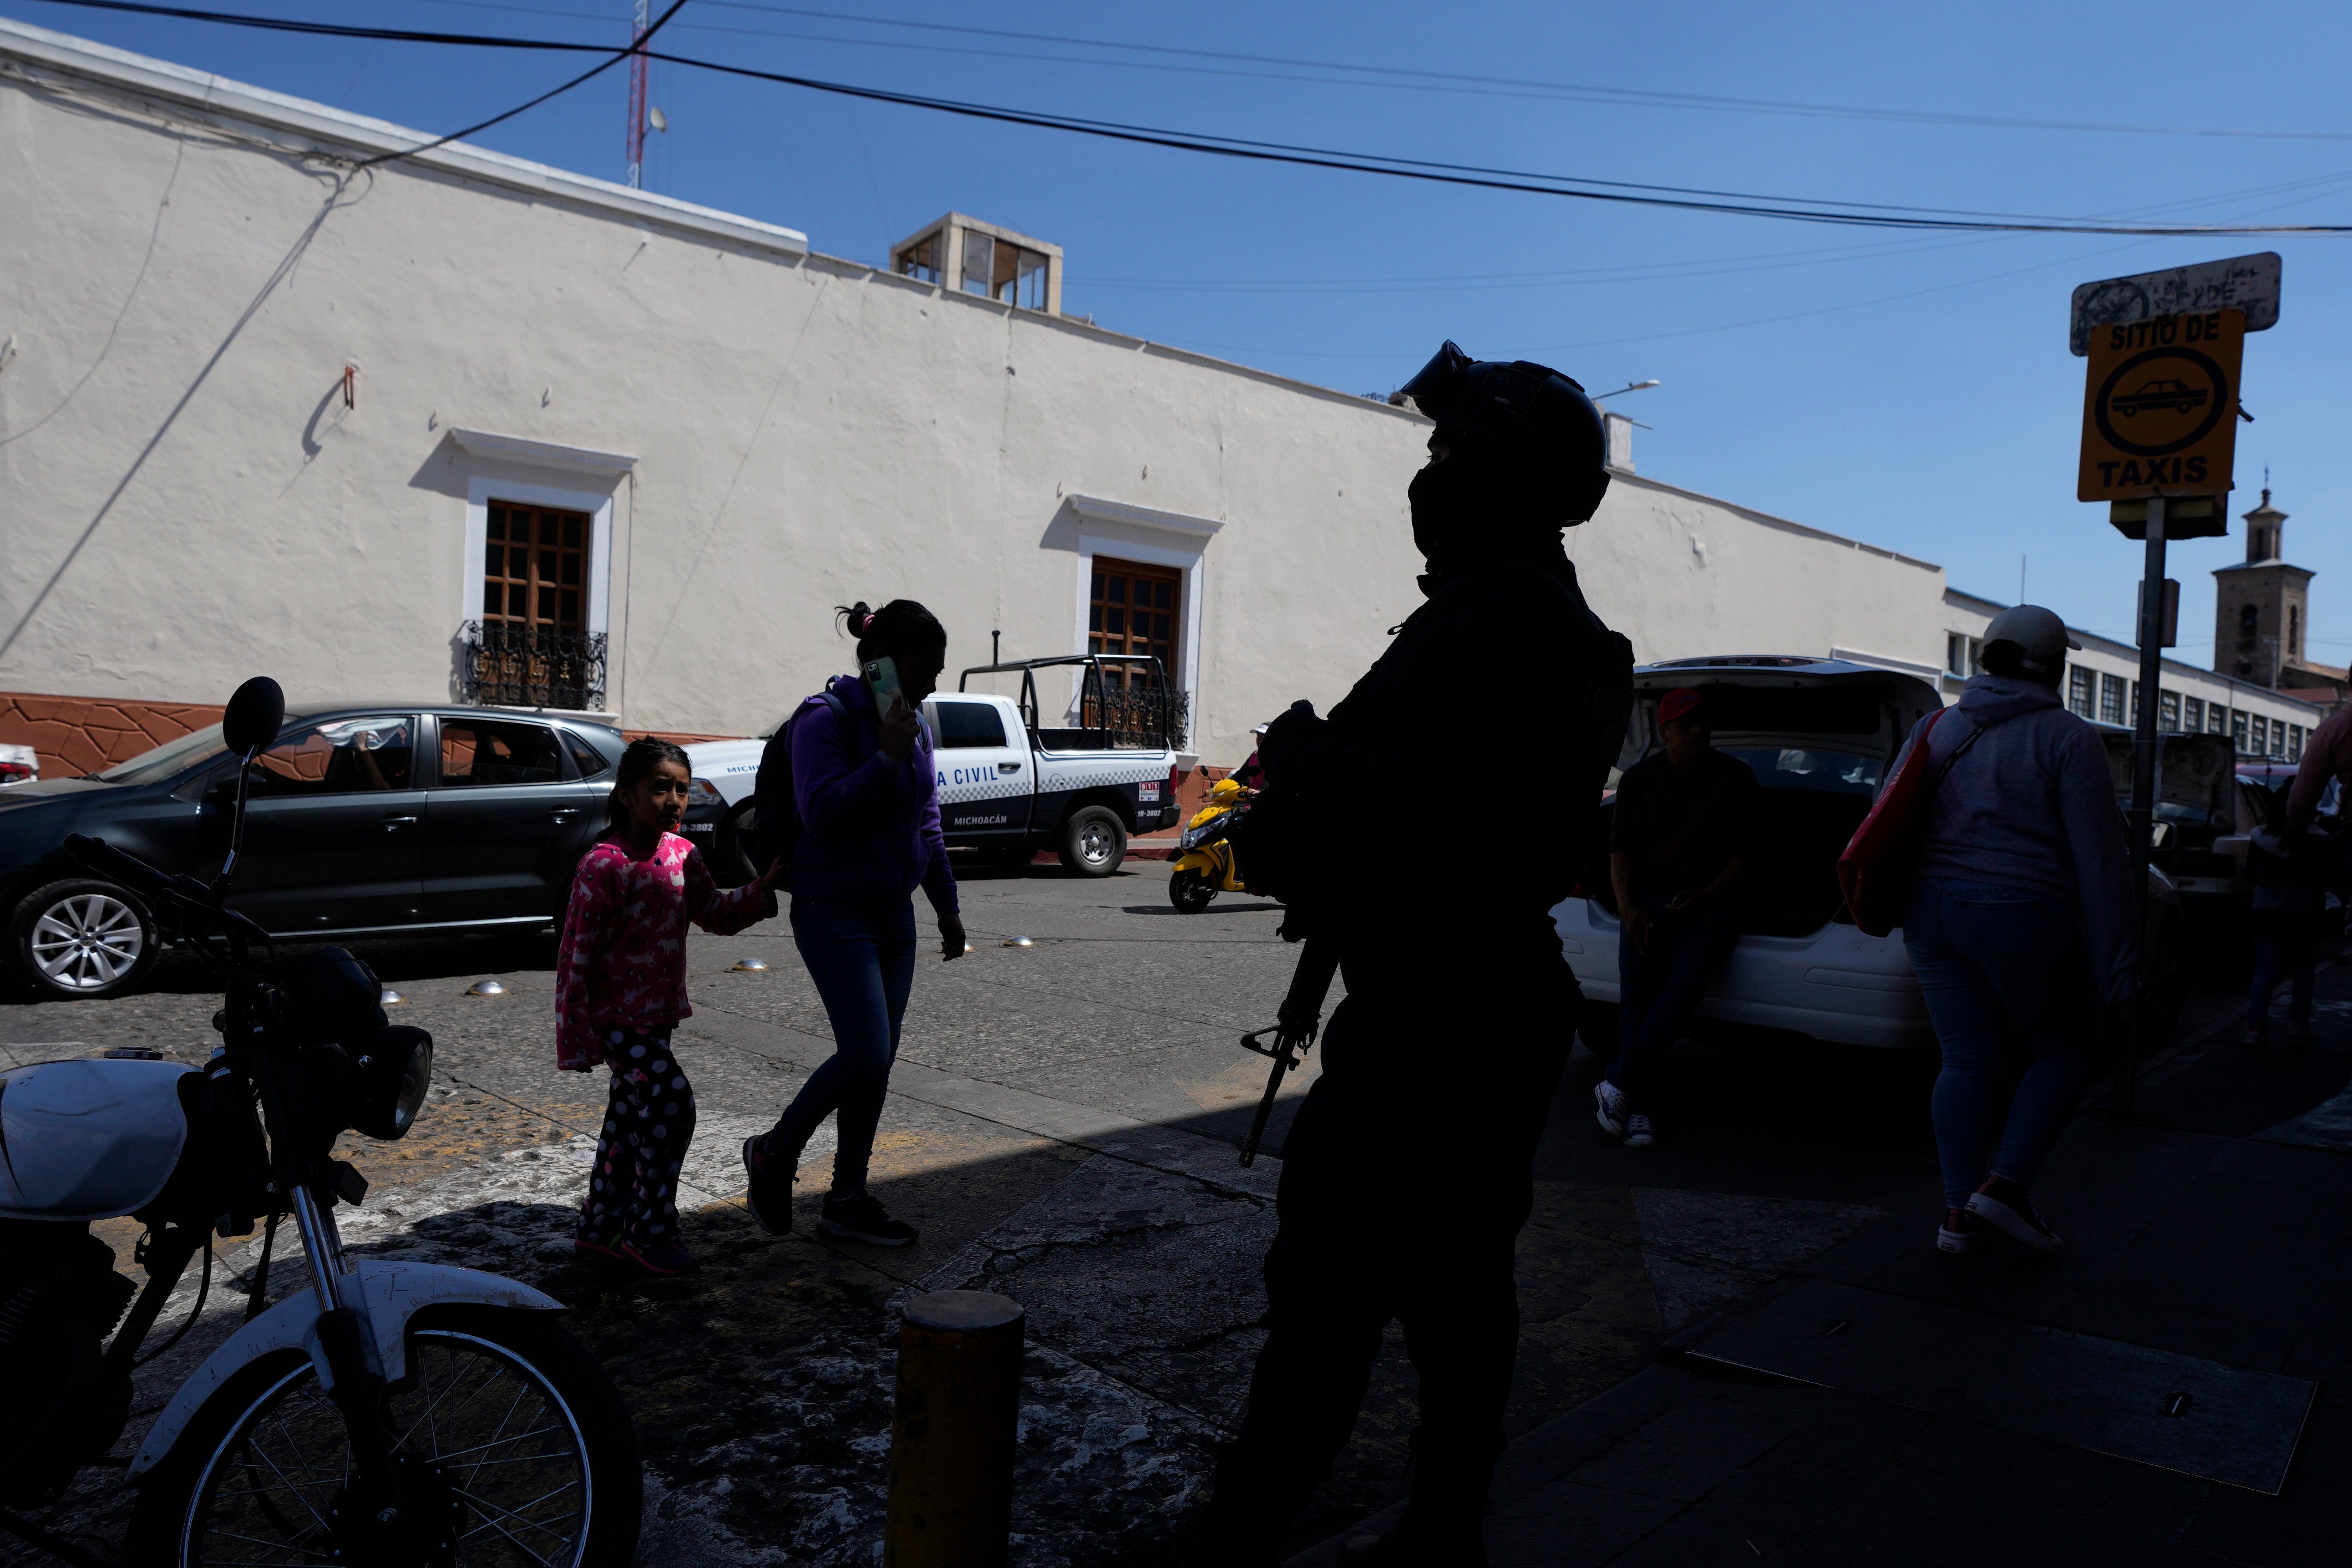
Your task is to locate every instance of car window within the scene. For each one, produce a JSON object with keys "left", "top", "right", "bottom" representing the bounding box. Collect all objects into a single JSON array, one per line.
[
  {"left": 564, "top": 730, "right": 615, "bottom": 779},
  {"left": 243, "top": 717, "right": 418, "bottom": 796},
  {"left": 99, "top": 723, "right": 230, "bottom": 785},
  {"left": 439, "top": 719, "right": 565, "bottom": 788},
  {"left": 934, "top": 701, "right": 1008, "bottom": 749},
  {"left": 1720, "top": 746, "right": 1883, "bottom": 796}
]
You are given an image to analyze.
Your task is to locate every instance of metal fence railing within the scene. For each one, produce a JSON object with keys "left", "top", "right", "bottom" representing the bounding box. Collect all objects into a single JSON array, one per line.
[
  {"left": 459, "top": 622, "right": 608, "bottom": 712},
  {"left": 1084, "top": 683, "right": 1190, "bottom": 749}
]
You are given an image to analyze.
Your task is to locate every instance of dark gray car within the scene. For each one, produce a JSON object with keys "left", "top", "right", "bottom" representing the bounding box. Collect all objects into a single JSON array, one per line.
[{"left": 0, "top": 706, "right": 621, "bottom": 999}]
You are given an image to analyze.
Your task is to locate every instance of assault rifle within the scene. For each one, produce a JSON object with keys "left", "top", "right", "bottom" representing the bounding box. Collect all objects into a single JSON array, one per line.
[{"left": 1236, "top": 938, "right": 1340, "bottom": 1166}]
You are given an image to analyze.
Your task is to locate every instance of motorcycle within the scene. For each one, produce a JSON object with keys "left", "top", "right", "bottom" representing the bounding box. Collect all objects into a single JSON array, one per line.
[
  {"left": 1168, "top": 776, "right": 1256, "bottom": 914},
  {"left": 0, "top": 678, "right": 640, "bottom": 1568}
]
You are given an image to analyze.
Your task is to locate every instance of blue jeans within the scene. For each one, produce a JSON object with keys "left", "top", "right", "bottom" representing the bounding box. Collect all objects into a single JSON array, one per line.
[
  {"left": 1903, "top": 877, "right": 2101, "bottom": 1211},
  {"left": 2249, "top": 936, "right": 2315, "bottom": 1037},
  {"left": 765, "top": 899, "right": 917, "bottom": 1196},
  {"left": 1608, "top": 894, "right": 1740, "bottom": 1108}
]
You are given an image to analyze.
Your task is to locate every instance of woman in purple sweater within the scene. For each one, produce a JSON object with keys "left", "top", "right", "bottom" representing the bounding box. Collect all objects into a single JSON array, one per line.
[{"left": 741, "top": 600, "right": 965, "bottom": 1246}]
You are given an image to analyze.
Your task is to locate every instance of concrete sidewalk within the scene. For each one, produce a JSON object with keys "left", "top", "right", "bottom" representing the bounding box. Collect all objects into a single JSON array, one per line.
[{"left": 1293, "top": 969, "right": 2352, "bottom": 1566}]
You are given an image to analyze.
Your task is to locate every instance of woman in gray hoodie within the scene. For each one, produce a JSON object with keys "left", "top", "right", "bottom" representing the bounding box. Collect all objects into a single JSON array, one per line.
[{"left": 1896, "top": 605, "right": 2138, "bottom": 1255}]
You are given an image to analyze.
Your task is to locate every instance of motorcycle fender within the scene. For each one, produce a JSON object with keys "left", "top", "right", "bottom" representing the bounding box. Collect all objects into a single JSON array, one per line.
[
  {"left": 127, "top": 1259, "right": 562, "bottom": 1479},
  {"left": 1172, "top": 850, "right": 1215, "bottom": 874}
]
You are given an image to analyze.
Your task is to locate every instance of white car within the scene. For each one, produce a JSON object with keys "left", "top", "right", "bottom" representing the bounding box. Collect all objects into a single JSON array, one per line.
[
  {"left": 1552, "top": 656, "right": 2186, "bottom": 1051},
  {"left": 0, "top": 743, "right": 35, "bottom": 786}
]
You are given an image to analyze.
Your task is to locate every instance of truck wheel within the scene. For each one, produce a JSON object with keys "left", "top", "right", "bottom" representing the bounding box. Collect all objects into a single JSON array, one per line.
[
  {"left": 1059, "top": 807, "right": 1126, "bottom": 877},
  {"left": 1169, "top": 868, "right": 1216, "bottom": 914},
  {"left": 11, "top": 879, "right": 160, "bottom": 1000}
]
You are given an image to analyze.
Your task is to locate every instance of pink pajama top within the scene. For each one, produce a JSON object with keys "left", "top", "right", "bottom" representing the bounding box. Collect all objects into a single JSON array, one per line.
[{"left": 554, "top": 832, "right": 775, "bottom": 1070}]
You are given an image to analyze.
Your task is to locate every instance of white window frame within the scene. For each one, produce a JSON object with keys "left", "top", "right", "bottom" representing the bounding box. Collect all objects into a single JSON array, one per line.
[
  {"left": 448, "top": 430, "right": 635, "bottom": 717},
  {"left": 1062, "top": 495, "right": 1220, "bottom": 730}
]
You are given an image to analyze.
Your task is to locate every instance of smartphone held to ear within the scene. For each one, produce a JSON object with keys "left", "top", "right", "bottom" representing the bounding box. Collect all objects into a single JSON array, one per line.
[{"left": 863, "top": 656, "right": 906, "bottom": 717}]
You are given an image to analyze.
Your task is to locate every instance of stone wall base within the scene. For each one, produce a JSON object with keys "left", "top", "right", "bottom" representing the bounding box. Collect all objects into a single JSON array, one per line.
[{"left": 0, "top": 692, "right": 226, "bottom": 780}]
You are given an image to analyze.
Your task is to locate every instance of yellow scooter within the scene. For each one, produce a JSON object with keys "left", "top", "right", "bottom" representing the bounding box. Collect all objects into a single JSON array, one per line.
[{"left": 1169, "top": 776, "right": 1254, "bottom": 914}]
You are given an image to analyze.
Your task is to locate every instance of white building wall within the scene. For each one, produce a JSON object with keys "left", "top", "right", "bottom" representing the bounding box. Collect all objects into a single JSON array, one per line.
[
  {"left": 0, "top": 22, "right": 1441, "bottom": 768},
  {"left": 0, "top": 20, "right": 2166, "bottom": 777}
]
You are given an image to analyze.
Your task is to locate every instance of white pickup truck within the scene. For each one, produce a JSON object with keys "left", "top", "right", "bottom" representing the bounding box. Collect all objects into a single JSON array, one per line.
[{"left": 682, "top": 654, "right": 1182, "bottom": 880}]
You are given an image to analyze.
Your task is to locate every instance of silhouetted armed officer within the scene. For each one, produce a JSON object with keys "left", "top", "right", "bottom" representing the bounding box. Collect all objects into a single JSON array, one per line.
[{"left": 1197, "top": 343, "right": 1632, "bottom": 1567}]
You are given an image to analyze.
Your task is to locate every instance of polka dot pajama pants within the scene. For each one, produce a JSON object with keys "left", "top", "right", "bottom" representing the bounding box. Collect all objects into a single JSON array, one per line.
[{"left": 580, "top": 1026, "right": 697, "bottom": 1249}]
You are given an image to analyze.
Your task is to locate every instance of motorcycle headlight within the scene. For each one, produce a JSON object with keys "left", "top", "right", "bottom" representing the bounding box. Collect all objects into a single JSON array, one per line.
[
  {"left": 349, "top": 1025, "right": 434, "bottom": 1141},
  {"left": 686, "top": 777, "right": 727, "bottom": 809}
]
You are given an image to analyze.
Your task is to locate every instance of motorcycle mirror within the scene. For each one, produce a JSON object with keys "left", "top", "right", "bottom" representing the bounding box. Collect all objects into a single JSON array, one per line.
[{"left": 221, "top": 677, "right": 285, "bottom": 756}]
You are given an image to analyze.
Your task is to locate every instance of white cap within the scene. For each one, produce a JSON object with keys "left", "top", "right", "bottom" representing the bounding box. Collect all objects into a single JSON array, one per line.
[{"left": 1982, "top": 605, "right": 2080, "bottom": 676}]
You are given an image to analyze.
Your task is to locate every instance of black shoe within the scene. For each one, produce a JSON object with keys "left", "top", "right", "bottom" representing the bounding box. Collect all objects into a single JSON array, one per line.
[
  {"left": 817, "top": 1193, "right": 918, "bottom": 1246},
  {"left": 742, "top": 1136, "right": 793, "bottom": 1236}
]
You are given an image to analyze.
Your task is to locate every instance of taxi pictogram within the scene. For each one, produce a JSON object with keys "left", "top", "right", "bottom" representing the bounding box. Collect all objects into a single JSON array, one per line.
[{"left": 2078, "top": 310, "right": 2243, "bottom": 501}]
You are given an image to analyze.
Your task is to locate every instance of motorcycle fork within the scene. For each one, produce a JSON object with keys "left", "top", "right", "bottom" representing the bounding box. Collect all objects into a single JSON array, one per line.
[{"left": 290, "top": 1185, "right": 407, "bottom": 1528}]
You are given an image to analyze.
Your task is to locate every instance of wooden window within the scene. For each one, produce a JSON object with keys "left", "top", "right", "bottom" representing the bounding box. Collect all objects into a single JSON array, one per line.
[
  {"left": 484, "top": 502, "right": 589, "bottom": 630},
  {"left": 1088, "top": 559, "right": 1180, "bottom": 689}
]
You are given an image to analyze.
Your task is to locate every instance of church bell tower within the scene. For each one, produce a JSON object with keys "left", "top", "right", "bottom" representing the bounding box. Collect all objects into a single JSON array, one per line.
[{"left": 2211, "top": 490, "right": 2312, "bottom": 689}]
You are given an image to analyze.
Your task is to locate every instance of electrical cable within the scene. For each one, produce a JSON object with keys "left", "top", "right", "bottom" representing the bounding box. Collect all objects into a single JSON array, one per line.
[
  {"left": 17, "top": 0, "right": 2352, "bottom": 233},
  {"left": 353, "top": 0, "right": 690, "bottom": 168}
]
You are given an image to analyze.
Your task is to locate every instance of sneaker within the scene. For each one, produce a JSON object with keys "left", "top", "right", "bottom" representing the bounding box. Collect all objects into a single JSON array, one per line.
[
  {"left": 574, "top": 1233, "right": 626, "bottom": 1263},
  {"left": 1937, "top": 1207, "right": 1986, "bottom": 1255},
  {"left": 2287, "top": 1022, "right": 2316, "bottom": 1051},
  {"left": 1622, "top": 1113, "right": 1656, "bottom": 1149},
  {"left": 1967, "top": 1178, "right": 2062, "bottom": 1255},
  {"left": 817, "top": 1193, "right": 918, "bottom": 1247},
  {"left": 742, "top": 1135, "right": 794, "bottom": 1236},
  {"left": 619, "top": 1238, "right": 702, "bottom": 1275},
  {"left": 1594, "top": 1080, "right": 1630, "bottom": 1140}
]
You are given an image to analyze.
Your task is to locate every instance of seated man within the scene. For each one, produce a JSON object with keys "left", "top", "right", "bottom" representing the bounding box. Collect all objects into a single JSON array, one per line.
[{"left": 1597, "top": 687, "right": 1758, "bottom": 1148}]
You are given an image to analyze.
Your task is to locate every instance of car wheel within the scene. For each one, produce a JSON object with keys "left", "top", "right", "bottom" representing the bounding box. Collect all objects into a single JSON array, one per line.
[
  {"left": 11, "top": 879, "right": 161, "bottom": 999},
  {"left": 1169, "top": 867, "right": 1216, "bottom": 914},
  {"left": 712, "top": 802, "right": 762, "bottom": 889},
  {"left": 1059, "top": 807, "right": 1127, "bottom": 878}
]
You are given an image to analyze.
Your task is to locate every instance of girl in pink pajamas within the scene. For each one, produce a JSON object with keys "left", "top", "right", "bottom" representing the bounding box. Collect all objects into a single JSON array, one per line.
[{"left": 556, "top": 737, "right": 782, "bottom": 1275}]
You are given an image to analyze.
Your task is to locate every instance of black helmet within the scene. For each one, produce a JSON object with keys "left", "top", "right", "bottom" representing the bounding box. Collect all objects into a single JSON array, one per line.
[{"left": 1393, "top": 341, "right": 1610, "bottom": 524}]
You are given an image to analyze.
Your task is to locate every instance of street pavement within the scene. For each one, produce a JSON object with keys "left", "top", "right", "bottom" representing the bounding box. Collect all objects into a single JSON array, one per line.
[{"left": 1, "top": 859, "right": 2337, "bottom": 1566}]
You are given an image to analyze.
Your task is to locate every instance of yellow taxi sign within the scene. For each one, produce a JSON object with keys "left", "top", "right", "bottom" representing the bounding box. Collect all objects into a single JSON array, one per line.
[{"left": 2079, "top": 309, "right": 2243, "bottom": 502}]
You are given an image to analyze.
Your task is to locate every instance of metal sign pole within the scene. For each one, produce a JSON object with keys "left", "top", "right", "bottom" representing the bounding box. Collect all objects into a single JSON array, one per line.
[{"left": 2119, "top": 495, "right": 2167, "bottom": 1119}]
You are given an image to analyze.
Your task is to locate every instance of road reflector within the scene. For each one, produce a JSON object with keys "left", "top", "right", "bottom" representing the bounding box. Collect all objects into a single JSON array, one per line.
[
  {"left": 379, "top": 987, "right": 404, "bottom": 1006},
  {"left": 464, "top": 979, "right": 506, "bottom": 997},
  {"left": 730, "top": 958, "right": 769, "bottom": 972},
  {"left": 1003, "top": 937, "right": 1035, "bottom": 948}
]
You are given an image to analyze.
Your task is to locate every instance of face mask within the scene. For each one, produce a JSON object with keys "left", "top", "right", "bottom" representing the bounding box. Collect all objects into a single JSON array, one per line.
[{"left": 1408, "top": 456, "right": 1477, "bottom": 564}]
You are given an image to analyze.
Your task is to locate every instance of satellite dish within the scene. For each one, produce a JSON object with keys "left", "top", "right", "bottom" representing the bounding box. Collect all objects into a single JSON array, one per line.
[{"left": 647, "top": 106, "right": 669, "bottom": 133}]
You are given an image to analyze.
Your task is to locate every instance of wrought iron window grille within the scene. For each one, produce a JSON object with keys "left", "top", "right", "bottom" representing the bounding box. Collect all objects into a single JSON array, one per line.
[{"left": 459, "top": 621, "right": 608, "bottom": 712}]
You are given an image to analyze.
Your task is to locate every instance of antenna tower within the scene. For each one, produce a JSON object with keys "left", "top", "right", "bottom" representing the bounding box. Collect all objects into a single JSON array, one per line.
[{"left": 625, "top": 0, "right": 649, "bottom": 188}]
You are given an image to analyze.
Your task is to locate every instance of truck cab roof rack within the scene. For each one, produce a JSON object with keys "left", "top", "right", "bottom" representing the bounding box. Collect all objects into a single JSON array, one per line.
[{"left": 956, "top": 654, "right": 1178, "bottom": 749}]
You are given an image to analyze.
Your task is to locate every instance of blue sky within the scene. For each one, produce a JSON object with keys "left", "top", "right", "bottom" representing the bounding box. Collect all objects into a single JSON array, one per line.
[{"left": 14, "top": 0, "right": 2352, "bottom": 666}]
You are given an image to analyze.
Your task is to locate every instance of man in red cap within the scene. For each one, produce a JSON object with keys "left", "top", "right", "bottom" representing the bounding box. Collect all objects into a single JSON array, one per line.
[{"left": 1598, "top": 686, "right": 1758, "bottom": 1146}]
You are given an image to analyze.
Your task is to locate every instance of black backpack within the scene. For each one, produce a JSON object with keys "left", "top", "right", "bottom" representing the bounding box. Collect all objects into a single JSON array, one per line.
[{"left": 747, "top": 689, "right": 853, "bottom": 878}]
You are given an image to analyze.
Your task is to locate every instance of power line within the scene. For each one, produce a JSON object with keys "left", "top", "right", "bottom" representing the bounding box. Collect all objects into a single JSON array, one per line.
[
  {"left": 356, "top": 0, "right": 688, "bottom": 168},
  {"left": 20, "top": 0, "right": 2352, "bottom": 234},
  {"left": 687, "top": 2, "right": 2352, "bottom": 145}
]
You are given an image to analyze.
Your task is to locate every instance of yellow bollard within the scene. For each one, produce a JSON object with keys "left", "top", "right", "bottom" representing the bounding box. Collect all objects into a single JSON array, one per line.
[{"left": 883, "top": 1290, "right": 1026, "bottom": 1567}]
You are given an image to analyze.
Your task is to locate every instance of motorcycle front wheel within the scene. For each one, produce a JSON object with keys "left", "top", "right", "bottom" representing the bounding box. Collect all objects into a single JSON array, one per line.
[
  {"left": 1168, "top": 867, "right": 1217, "bottom": 914},
  {"left": 128, "top": 1306, "right": 640, "bottom": 1568}
]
